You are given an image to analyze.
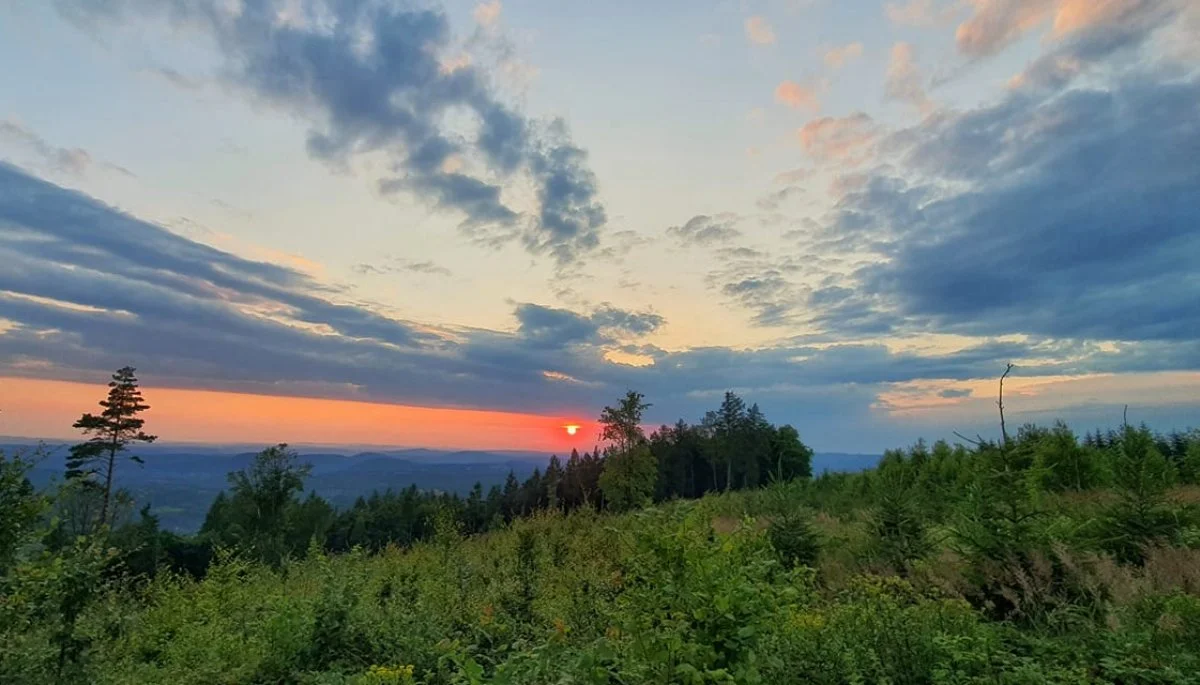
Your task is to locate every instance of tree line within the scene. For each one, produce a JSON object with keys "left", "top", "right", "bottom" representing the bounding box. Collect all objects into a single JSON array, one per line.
[
  {"left": 8, "top": 365, "right": 1199, "bottom": 583},
  {"left": 3, "top": 369, "right": 815, "bottom": 577}
]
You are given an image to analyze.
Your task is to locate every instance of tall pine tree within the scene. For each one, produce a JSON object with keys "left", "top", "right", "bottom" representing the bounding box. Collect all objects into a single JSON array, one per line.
[{"left": 66, "top": 366, "right": 156, "bottom": 528}]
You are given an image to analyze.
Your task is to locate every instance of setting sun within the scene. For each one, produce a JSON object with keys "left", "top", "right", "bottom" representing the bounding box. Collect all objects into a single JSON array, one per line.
[{"left": 564, "top": 424, "right": 580, "bottom": 436}]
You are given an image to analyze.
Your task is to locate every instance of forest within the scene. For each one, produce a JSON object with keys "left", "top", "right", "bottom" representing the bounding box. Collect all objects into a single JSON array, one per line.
[{"left": 3, "top": 366, "right": 1200, "bottom": 683}]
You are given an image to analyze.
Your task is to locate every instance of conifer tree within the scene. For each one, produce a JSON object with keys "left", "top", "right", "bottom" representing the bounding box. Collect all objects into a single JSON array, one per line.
[{"left": 66, "top": 366, "right": 156, "bottom": 528}]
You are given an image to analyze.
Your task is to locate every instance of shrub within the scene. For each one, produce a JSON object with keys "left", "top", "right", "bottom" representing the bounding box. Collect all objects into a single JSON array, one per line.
[{"left": 769, "top": 512, "right": 821, "bottom": 569}]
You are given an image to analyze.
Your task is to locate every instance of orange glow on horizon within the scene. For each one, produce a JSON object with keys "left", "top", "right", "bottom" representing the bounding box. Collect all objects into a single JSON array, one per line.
[{"left": 0, "top": 377, "right": 598, "bottom": 453}]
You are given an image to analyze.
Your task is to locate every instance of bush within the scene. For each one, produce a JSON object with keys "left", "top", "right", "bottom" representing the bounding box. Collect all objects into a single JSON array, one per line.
[{"left": 769, "top": 512, "right": 821, "bottom": 569}]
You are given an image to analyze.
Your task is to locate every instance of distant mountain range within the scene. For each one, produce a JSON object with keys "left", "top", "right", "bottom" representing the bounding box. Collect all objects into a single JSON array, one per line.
[{"left": 2, "top": 439, "right": 878, "bottom": 533}]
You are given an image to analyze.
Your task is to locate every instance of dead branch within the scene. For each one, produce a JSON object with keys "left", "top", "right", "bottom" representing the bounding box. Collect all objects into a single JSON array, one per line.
[
  {"left": 952, "top": 431, "right": 990, "bottom": 447},
  {"left": 998, "top": 363, "right": 1014, "bottom": 449}
]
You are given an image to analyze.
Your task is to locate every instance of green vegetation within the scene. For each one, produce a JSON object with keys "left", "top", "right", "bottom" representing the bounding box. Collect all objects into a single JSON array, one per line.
[{"left": 3, "top": 367, "right": 1200, "bottom": 683}]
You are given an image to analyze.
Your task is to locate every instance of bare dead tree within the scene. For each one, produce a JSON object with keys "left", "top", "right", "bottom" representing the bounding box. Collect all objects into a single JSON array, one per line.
[{"left": 998, "top": 363, "right": 1014, "bottom": 450}]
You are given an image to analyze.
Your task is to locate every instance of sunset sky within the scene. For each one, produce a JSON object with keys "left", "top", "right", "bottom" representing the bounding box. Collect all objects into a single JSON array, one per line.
[{"left": 1, "top": 0, "right": 1197, "bottom": 453}]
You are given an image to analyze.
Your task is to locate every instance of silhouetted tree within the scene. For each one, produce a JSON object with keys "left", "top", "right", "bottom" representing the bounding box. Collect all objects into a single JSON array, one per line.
[
  {"left": 600, "top": 390, "right": 650, "bottom": 454},
  {"left": 65, "top": 367, "right": 156, "bottom": 528}
]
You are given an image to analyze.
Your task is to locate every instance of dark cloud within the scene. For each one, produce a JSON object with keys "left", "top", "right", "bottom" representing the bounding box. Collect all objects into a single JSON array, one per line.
[
  {"left": 939, "top": 388, "right": 972, "bottom": 398},
  {"left": 513, "top": 304, "right": 601, "bottom": 349},
  {"left": 512, "top": 302, "right": 663, "bottom": 350},
  {"left": 667, "top": 214, "right": 742, "bottom": 247},
  {"left": 705, "top": 248, "right": 811, "bottom": 328},
  {"left": 812, "top": 70, "right": 1200, "bottom": 345},
  {"left": 591, "top": 305, "right": 664, "bottom": 337},
  {"left": 719, "top": 271, "right": 798, "bottom": 327},
  {"left": 56, "top": 0, "right": 605, "bottom": 264}
]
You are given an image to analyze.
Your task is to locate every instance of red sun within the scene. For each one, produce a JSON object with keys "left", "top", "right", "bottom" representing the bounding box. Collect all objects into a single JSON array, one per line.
[{"left": 563, "top": 424, "right": 581, "bottom": 436}]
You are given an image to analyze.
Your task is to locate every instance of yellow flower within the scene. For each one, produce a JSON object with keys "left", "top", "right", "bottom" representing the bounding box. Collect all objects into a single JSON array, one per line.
[
  {"left": 789, "top": 610, "right": 827, "bottom": 631},
  {"left": 362, "top": 664, "right": 416, "bottom": 684}
]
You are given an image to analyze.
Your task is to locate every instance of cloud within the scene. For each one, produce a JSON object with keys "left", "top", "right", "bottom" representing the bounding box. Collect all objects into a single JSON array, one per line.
[
  {"left": 353, "top": 258, "right": 452, "bottom": 278},
  {"left": 146, "top": 66, "right": 206, "bottom": 90},
  {"left": 1011, "top": 0, "right": 1183, "bottom": 90},
  {"left": 473, "top": 0, "right": 502, "bottom": 28},
  {"left": 812, "top": 70, "right": 1200, "bottom": 346},
  {"left": 886, "top": 0, "right": 963, "bottom": 27},
  {"left": 955, "top": 0, "right": 1055, "bottom": 57},
  {"left": 1, "top": 163, "right": 1195, "bottom": 449},
  {"left": 939, "top": 388, "right": 973, "bottom": 398},
  {"left": 953, "top": 0, "right": 1180, "bottom": 60},
  {"left": 797, "top": 113, "right": 880, "bottom": 164},
  {"left": 704, "top": 247, "right": 811, "bottom": 327},
  {"left": 718, "top": 270, "right": 799, "bottom": 327},
  {"left": 824, "top": 42, "right": 864, "bottom": 69},
  {"left": 667, "top": 215, "right": 742, "bottom": 247},
  {"left": 55, "top": 0, "right": 605, "bottom": 265},
  {"left": 774, "top": 80, "right": 821, "bottom": 111},
  {"left": 0, "top": 120, "right": 132, "bottom": 178},
  {"left": 590, "top": 305, "right": 665, "bottom": 337},
  {"left": 756, "top": 186, "right": 805, "bottom": 211},
  {"left": 745, "top": 16, "right": 777, "bottom": 45},
  {"left": 774, "top": 167, "right": 815, "bottom": 184},
  {"left": 884, "top": 42, "right": 934, "bottom": 114},
  {"left": 594, "top": 229, "right": 653, "bottom": 260}
]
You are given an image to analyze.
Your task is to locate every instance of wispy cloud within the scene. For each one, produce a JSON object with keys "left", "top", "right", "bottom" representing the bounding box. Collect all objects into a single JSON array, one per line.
[
  {"left": 884, "top": 42, "right": 934, "bottom": 114},
  {"left": 353, "top": 258, "right": 453, "bottom": 278},
  {"left": 0, "top": 120, "right": 133, "bottom": 178},
  {"left": 473, "top": 0, "right": 502, "bottom": 28},
  {"left": 745, "top": 15, "right": 777, "bottom": 45},
  {"left": 667, "top": 215, "right": 742, "bottom": 247},
  {"left": 824, "top": 41, "right": 864, "bottom": 69},
  {"left": 885, "top": 0, "right": 963, "bottom": 27},
  {"left": 797, "top": 113, "right": 880, "bottom": 164}
]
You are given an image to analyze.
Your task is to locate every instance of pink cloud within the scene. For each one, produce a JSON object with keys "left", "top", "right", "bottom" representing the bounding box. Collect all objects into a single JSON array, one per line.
[
  {"left": 745, "top": 16, "right": 777, "bottom": 45},
  {"left": 473, "top": 0, "right": 502, "bottom": 28},
  {"left": 885, "top": 42, "right": 934, "bottom": 114},
  {"left": 1052, "top": 0, "right": 1149, "bottom": 37},
  {"left": 955, "top": 0, "right": 1055, "bottom": 57},
  {"left": 774, "top": 80, "right": 821, "bottom": 111},
  {"left": 823, "top": 41, "right": 864, "bottom": 68},
  {"left": 797, "top": 113, "right": 879, "bottom": 163},
  {"left": 953, "top": 0, "right": 1162, "bottom": 57}
]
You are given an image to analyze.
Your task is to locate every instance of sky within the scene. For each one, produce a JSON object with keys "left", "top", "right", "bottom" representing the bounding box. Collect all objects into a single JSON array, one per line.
[{"left": 0, "top": 0, "right": 1197, "bottom": 453}]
